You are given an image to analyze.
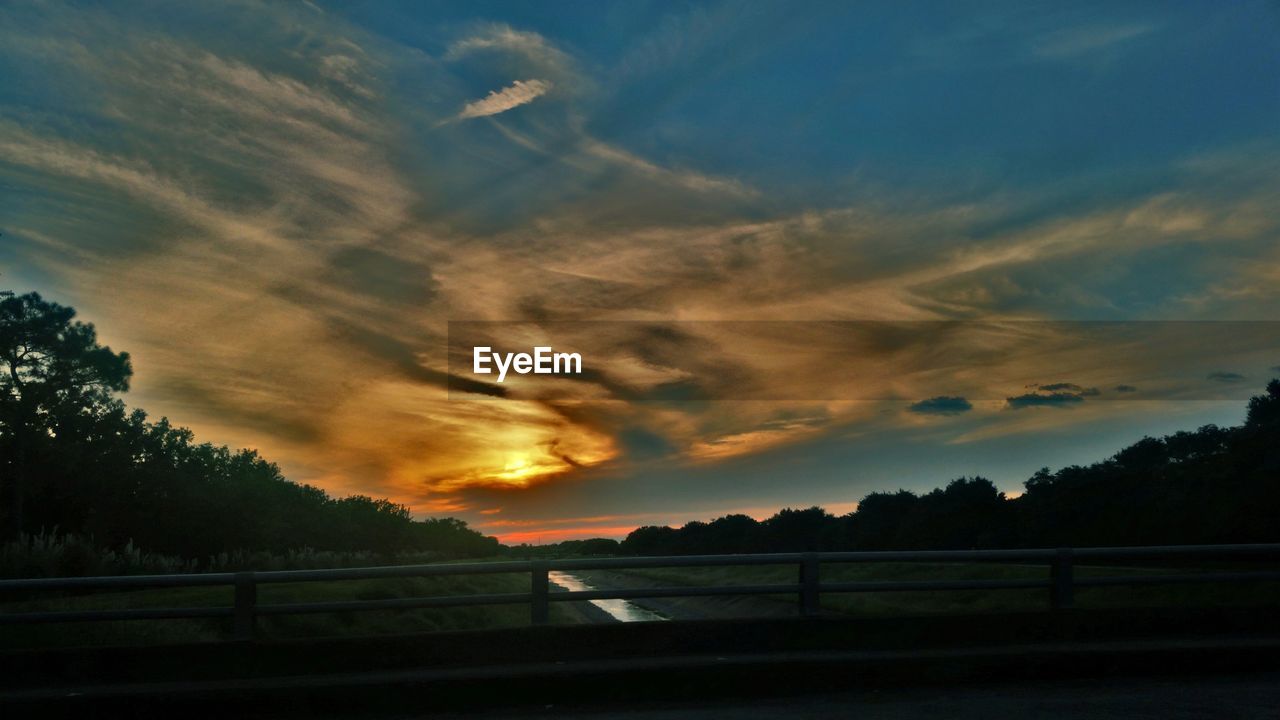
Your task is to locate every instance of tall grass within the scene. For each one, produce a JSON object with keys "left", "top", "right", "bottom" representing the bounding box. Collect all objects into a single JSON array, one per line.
[
  {"left": 0, "top": 532, "right": 592, "bottom": 650},
  {"left": 0, "top": 530, "right": 455, "bottom": 579}
]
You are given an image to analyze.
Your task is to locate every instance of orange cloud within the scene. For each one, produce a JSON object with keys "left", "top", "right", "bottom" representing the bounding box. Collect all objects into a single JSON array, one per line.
[{"left": 493, "top": 525, "right": 639, "bottom": 545}]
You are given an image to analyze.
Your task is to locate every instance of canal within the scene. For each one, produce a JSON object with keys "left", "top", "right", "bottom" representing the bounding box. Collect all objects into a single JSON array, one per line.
[{"left": 548, "top": 571, "right": 668, "bottom": 623}]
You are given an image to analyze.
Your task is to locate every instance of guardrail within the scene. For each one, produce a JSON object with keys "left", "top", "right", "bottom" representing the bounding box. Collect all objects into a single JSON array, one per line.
[{"left": 2, "top": 544, "right": 1278, "bottom": 641}]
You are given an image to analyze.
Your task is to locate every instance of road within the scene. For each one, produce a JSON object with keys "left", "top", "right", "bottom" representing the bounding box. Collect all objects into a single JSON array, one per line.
[{"left": 428, "top": 671, "right": 1280, "bottom": 720}]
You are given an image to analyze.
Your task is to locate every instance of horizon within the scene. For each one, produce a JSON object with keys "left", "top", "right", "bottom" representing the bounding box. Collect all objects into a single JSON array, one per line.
[{"left": 3, "top": 1, "right": 1279, "bottom": 546}]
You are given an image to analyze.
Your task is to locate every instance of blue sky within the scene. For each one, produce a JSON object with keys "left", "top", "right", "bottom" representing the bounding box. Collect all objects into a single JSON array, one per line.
[
  {"left": 1, "top": 1, "right": 1277, "bottom": 541},
  {"left": 334, "top": 1, "right": 1280, "bottom": 217}
]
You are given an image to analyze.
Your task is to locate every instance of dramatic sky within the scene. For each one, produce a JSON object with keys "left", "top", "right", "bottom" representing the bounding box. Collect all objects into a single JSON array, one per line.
[{"left": 2, "top": 1, "right": 1278, "bottom": 542}]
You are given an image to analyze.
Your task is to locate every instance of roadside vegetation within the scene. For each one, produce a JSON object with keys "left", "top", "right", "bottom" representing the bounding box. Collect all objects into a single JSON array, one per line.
[
  {"left": 592, "top": 562, "right": 1280, "bottom": 619},
  {"left": 0, "top": 569, "right": 598, "bottom": 649}
]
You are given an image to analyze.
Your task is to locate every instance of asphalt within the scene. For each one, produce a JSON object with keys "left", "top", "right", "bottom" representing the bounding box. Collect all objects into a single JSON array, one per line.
[
  {"left": 5, "top": 636, "right": 1280, "bottom": 715},
  {"left": 6, "top": 609, "right": 1280, "bottom": 716},
  {"left": 426, "top": 670, "right": 1280, "bottom": 720}
]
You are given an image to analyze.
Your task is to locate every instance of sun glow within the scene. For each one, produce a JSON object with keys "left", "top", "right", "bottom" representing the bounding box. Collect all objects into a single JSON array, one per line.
[
  {"left": 498, "top": 454, "right": 536, "bottom": 482},
  {"left": 468, "top": 451, "right": 580, "bottom": 489}
]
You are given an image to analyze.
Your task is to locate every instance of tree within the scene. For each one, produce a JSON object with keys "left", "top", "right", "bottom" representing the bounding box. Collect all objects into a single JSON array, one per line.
[
  {"left": 1245, "top": 379, "right": 1280, "bottom": 430},
  {"left": 900, "top": 477, "right": 1011, "bottom": 549},
  {"left": 850, "top": 490, "right": 918, "bottom": 549},
  {"left": 704, "top": 514, "right": 763, "bottom": 553},
  {"left": 762, "top": 507, "right": 836, "bottom": 551},
  {"left": 0, "top": 292, "right": 132, "bottom": 538},
  {"left": 0, "top": 287, "right": 509, "bottom": 562},
  {"left": 621, "top": 525, "right": 679, "bottom": 555}
]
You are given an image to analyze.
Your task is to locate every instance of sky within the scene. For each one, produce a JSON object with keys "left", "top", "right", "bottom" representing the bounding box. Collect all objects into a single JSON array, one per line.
[{"left": 1, "top": 1, "right": 1278, "bottom": 543}]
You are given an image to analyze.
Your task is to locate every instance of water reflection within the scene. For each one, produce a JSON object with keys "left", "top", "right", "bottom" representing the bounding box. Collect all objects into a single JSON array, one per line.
[{"left": 548, "top": 571, "right": 668, "bottom": 623}]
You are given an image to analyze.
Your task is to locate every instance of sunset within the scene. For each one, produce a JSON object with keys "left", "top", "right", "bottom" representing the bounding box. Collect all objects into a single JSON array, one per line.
[
  {"left": 4, "top": 2, "right": 1278, "bottom": 545},
  {"left": 2, "top": 2, "right": 1279, "bottom": 716}
]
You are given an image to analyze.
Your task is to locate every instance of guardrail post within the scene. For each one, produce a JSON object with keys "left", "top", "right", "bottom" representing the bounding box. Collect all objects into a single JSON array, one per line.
[
  {"left": 1050, "top": 548, "right": 1074, "bottom": 610},
  {"left": 233, "top": 571, "right": 257, "bottom": 641},
  {"left": 530, "top": 561, "right": 549, "bottom": 625},
  {"left": 800, "top": 553, "right": 821, "bottom": 617}
]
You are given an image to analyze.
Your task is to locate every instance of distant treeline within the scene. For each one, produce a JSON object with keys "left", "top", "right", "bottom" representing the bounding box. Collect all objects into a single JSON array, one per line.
[
  {"left": 1, "top": 291, "right": 498, "bottom": 562},
  {"left": 610, "top": 380, "right": 1280, "bottom": 556},
  {"left": 7, "top": 288, "right": 1280, "bottom": 564}
]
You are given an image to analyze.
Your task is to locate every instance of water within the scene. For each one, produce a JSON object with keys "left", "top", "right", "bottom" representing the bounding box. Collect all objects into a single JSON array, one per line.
[{"left": 548, "top": 571, "right": 668, "bottom": 623}]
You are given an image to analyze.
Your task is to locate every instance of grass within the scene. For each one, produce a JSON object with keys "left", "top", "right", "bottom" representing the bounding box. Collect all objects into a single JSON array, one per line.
[
  {"left": 606, "top": 561, "right": 1280, "bottom": 616},
  {"left": 0, "top": 570, "right": 588, "bottom": 649},
  {"left": 0, "top": 530, "right": 454, "bottom": 579},
  {"left": 5, "top": 558, "right": 1277, "bottom": 649},
  {"left": 0, "top": 532, "right": 590, "bottom": 649}
]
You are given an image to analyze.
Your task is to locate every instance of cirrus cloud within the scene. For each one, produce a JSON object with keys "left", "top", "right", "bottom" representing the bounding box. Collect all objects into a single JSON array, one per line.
[{"left": 456, "top": 79, "right": 552, "bottom": 120}]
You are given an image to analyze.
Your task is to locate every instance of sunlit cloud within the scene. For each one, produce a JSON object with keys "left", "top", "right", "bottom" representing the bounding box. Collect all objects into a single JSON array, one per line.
[
  {"left": 445, "top": 24, "right": 573, "bottom": 72},
  {"left": 581, "top": 139, "right": 757, "bottom": 197},
  {"left": 455, "top": 78, "right": 552, "bottom": 120},
  {"left": 491, "top": 525, "right": 640, "bottom": 545},
  {"left": 2, "top": 2, "right": 1278, "bottom": 537}
]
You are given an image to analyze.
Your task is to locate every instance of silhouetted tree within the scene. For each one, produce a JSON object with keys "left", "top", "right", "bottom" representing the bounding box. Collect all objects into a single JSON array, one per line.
[
  {"left": 1, "top": 293, "right": 131, "bottom": 539},
  {"left": 622, "top": 381, "right": 1280, "bottom": 555},
  {"left": 0, "top": 288, "right": 500, "bottom": 563},
  {"left": 763, "top": 507, "right": 836, "bottom": 551},
  {"left": 620, "top": 525, "right": 680, "bottom": 555},
  {"left": 849, "top": 490, "right": 918, "bottom": 550},
  {"left": 1246, "top": 379, "right": 1280, "bottom": 430},
  {"left": 897, "top": 477, "right": 1012, "bottom": 549},
  {"left": 704, "top": 514, "right": 764, "bottom": 553},
  {"left": 8, "top": 286, "right": 1280, "bottom": 562}
]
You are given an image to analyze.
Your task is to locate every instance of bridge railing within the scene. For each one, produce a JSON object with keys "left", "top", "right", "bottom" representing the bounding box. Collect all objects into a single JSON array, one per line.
[{"left": 2, "top": 544, "right": 1278, "bottom": 640}]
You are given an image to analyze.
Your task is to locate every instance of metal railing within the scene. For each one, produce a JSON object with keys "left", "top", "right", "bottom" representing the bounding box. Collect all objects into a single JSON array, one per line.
[{"left": 2, "top": 544, "right": 1278, "bottom": 641}]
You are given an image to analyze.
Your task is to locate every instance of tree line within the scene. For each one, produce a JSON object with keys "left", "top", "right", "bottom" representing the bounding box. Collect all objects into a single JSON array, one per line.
[
  {"left": 619, "top": 380, "right": 1280, "bottom": 556},
  {"left": 5, "top": 286, "right": 1279, "bottom": 563},
  {"left": 1, "top": 291, "right": 497, "bottom": 561}
]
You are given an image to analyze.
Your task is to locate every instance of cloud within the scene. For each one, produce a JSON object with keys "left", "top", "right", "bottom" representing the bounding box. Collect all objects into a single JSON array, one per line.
[
  {"left": 444, "top": 24, "right": 583, "bottom": 97},
  {"left": 446, "top": 25, "right": 571, "bottom": 71},
  {"left": 5, "top": 2, "right": 1280, "bottom": 537},
  {"left": 440, "top": 23, "right": 753, "bottom": 201},
  {"left": 1036, "top": 382, "right": 1100, "bottom": 396},
  {"left": 1005, "top": 380, "right": 1107, "bottom": 409},
  {"left": 1006, "top": 392, "right": 1087, "bottom": 410},
  {"left": 908, "top": 396, "right": 973, "bottom": 416},
  {"left": 456, "top": 79, "right": 551, "bottom": 120},
  {"left": 581, "top": 139, "right": 757, "bottom": 197},
  {"left": 1207, "top": 371, "right": 1246, "bottom": 383},
  {"left": 617, "top": 427, "right": 677, "bottom": 460},
  {"left": 1033, "top": 23, "right": 1154, "bottom": 59}
]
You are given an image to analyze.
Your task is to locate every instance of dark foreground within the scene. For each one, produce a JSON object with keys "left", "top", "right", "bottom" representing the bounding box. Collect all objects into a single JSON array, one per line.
[
  {"left": 434, "top": 671, "right": 1280, "bottom": 720},
  {"left": 3, "top": 607, "right": 1279, "bottom": 717}
]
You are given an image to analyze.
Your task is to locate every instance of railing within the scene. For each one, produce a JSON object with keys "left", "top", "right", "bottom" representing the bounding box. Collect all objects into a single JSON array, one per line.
[{"left": 2, "top": 544, "right": 1278, "bottom": 641}]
